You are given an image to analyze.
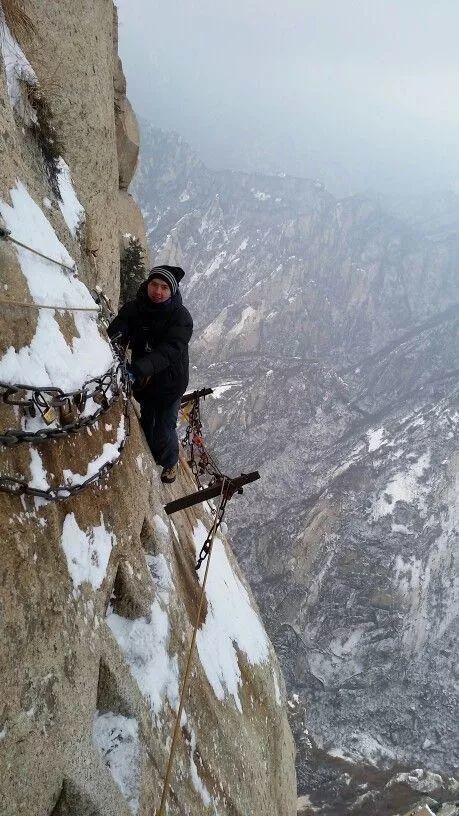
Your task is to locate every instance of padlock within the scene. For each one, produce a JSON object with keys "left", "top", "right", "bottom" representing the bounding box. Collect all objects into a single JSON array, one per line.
[
  {"left": 73, "top": 391, "right": 87, "bottom": 412},
  {"left": 42, "top": 406, "right": 57, "bottom": 425},
  {"left": 60, "top": 399, "right": 77, "bottom": 426},
  {"left": 92, "top": 388, "right": 105, "bottom": 406}
]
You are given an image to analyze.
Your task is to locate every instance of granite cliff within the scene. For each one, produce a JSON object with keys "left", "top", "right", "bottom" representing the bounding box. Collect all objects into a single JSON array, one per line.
[{"left": 0, "top": 5, "right": 296, "bottom": 816}]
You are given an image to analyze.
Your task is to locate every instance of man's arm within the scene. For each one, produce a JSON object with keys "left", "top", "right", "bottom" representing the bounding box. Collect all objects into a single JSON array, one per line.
[{"left": 132, "top": 312, "right": 193, "bottom": 379}]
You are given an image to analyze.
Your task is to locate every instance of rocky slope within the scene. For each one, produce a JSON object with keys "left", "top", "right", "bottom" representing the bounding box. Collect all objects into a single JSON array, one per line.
[
  {"left": 0, "top": 7, "right": 296, "bottom": 816},
  {"left": 134, "top": 125, "right": 459, "bottom": 814}
]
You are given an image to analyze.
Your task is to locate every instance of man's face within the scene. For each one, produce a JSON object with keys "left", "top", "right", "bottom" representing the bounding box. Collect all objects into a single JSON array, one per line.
[{"left": 147, "top": 277, "right": 172, "bottom": 303}]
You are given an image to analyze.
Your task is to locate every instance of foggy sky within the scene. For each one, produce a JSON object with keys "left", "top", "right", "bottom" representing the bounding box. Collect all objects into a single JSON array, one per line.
[{"left": 116, "top": 0, "right": 459, "bottom": 197}]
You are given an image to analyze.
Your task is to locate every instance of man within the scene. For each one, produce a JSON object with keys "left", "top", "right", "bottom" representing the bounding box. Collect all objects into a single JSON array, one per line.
[{"left": 108, "top": 265, "right": 193, "bottom": 484}]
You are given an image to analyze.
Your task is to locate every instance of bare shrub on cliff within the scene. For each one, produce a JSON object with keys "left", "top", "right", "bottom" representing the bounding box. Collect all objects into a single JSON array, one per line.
[{"left": 0, "top": 0, "right": 36, "bottom": 43}]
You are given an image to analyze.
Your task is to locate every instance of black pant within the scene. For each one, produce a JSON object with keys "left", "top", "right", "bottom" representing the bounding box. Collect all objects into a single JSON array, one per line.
[{"left": 140, "top": 398, "right": 181, "bottom": 468}]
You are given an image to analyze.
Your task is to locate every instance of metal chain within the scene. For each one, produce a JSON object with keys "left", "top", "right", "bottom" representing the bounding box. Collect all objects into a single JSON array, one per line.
[
  {"left": 0, "top": 375, "right": 131, "bottom": 501},
  {"left": 181, "top": 394, "right": 224, "bottom": 490},
  {"left": 194, "top": 481, "right": 231, "bottom": 570},
  {"left": 0, "top": 364, "right": 123, "bottom": 447},
  {"left": 180, "top": 393, "right": 234, "bottom": 569}
]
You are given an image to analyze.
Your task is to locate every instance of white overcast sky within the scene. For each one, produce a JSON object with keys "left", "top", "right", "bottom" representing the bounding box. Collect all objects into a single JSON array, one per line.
[{"left": 116, "top": 0, "right": 459, "bottom": 196}]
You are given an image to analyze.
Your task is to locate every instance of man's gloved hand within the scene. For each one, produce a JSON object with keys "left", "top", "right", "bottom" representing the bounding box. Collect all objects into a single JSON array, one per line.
[
  {"left": 125, "top": 362, "right": 138, "bottom": 386},
  {"left": 126, "top": 362, "right": 150, "bottom": 391}
]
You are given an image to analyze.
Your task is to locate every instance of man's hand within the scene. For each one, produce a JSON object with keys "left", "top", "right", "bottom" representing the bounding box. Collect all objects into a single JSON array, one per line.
[{"left": 126, "top": 363, "right": 150, "bottom": 391}]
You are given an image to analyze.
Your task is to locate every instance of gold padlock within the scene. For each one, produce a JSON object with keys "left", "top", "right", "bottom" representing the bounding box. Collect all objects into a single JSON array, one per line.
[{"left": 43, "top": 406, "right": 57, "bottom": 425}]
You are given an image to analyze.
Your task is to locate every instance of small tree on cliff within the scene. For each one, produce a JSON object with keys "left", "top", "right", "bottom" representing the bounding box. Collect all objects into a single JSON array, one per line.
[{"left": 120, "top": 236, "right": 146, "bottom": 304}]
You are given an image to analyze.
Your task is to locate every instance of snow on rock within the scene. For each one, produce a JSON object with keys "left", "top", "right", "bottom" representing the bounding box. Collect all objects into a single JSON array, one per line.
[
  {"left": 28, "top": 447, "right": 49, "bottom": 509},
  {"left": 189, "top": 727, "right": 212, "bottom": 807},
  {"left": 0, "top": 15, "right": 37, "bottom": 121},
  {"left": 62, "top": 414, "right": 125, "bottom": 488},
  {"left": 273, "top": 670, "right": 282, "bottom": 706},
  {"left": 367, "top": 427, "right": 385, "bottom": 452},
  {"left": 251, "top": 189, "right": 271, "bottom": 201},
  {"left": 28, "top": 448, "right": 49, "bottom": 492},
  {"left": 152, "top": 514, "right": 170, "bottom": 545},
  {"left": 92, "top": 712, "right": 140, "bottom": 814},
  {"left": 0, "top": 181, "right": 113, "bottom": 389},
  {"left": 56, "top": 158, "right": 85, "bottom": 237},
  {"left": 106, "top": 555, "right": 179, "bottom": 719},
  {"left": 0, "top": 309, "right": 112, "bottom": 390},
  {"left": 229, "top": 306, "right": 258, "bottom": 337},
  {"left": 60, "top": 513, "right": 115, "bottom": 592},
  {"left": 210, "top": 381, "right": 242, "bottom": 399},
  {"left": 192, "top": 520, "right": 270, "bottom": 712},
  {"left": 328, "top": 732, "right": 396, "bottom": 766},
  {"left": 387, "top": 768, "right": 444, "bottom": 793},
  {"left": 371, "top": 452, "right": 431, "bottom": 520}
]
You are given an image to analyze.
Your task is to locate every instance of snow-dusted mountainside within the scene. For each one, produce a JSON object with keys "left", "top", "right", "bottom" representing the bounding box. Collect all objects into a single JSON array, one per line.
[{"left": 134, "top": 125, "right": 459, "bottom": 814}]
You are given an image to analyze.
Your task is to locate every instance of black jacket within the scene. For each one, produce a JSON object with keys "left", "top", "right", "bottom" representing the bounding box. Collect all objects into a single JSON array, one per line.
[{"left": 108, "top": 283, "right": 193, "bottom": 405}]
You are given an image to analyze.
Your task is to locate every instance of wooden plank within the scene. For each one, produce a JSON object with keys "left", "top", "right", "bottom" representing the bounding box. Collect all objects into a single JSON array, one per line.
[
  {"left": 180, "top": 387, "right": 213, "bottom": 405},
  {"left": 164, "top": 471, "right": 260, "bottom": 515}
]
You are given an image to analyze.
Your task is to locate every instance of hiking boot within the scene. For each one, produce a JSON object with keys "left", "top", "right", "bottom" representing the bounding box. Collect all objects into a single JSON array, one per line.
[{"left": 161, "top": 464, "right": 178, "bottom": 484}]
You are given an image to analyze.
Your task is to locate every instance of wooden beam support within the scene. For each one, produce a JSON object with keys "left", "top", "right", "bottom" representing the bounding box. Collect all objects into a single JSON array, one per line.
[
  {"left": 164, "top": 471, "right": 260, "bottom": 515},
  {"left": 180, "top": 387, "right": 214, "bottom": 405}
]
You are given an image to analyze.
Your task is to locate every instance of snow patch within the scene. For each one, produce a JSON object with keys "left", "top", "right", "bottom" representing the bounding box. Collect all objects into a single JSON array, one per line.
[
  {"left": 107, "top": 556, "right": 179, "bottom": 718},
  {"left": 92, "top": 712, "right": 140, "bottom": 814},
  {"left": 0, "top": 16, "right": 37, "bottom": 121},
  {"left": 328, "top": 732, "right": 396, "bottom": 766},
  {"left": 229, "top": 306, "right": 258, "bottom": 337},
  {"left": 372, "top": 452, "right": 431, "bottom": 520},
  {"left": 211, "top": 381, "right": 242, "bottom": 399},
  {"left": 189, "top": 728, "right": 211, "bottom": 807},
  {"left": 62, "top": 414, "right": 125, "bottom": 488},
  {"left": 0, "top": 182, "right": 112, "bottom": 390},
  {"left": 60, "top": 513, "right": 115, "bottom": 592},
  {"left": 273, "top": 670, "right": 281, "bottom": 706},
  {"left": 251, "top": 189, "right": 271, "bottom": 201},
  {"left": 367, "top": 427, "right": 385, "bottom": 452},
  {"left": 56, "top": 158, "right": 85, "bottom": 237},
  {"left": 192, "top": 521, "right": 269, "bottom": 712},
  {"left": 387, "top": 768, "right": 444, "bottom": 793}
]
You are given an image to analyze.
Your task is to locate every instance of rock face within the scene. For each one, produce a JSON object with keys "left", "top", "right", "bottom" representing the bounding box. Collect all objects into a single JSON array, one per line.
[
  {"left": 134, "top": 126, "right": 459, "bottom": 815},
  {"left": 0, "top": 7, "right": 296, "bottom": 816}
]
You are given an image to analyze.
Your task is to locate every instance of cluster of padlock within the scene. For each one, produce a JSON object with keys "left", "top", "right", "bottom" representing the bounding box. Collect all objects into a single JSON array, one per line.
[
  {"left": 0, "top": 363, "right": 132, "bottom": 500},
  {"left": 0, "top": 364, "right": 124, "bottom": 446}
]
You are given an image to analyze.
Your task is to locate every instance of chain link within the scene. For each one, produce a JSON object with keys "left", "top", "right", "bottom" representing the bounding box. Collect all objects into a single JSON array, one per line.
[
  {"left": 0, "top": 373, "right": 131, "bottom": 501},
  {"left": 180, "top": 394, "right": 235, "bottom": 570},
  {"left": 0, "top": 365, "right": 123, "bottom": 447}
]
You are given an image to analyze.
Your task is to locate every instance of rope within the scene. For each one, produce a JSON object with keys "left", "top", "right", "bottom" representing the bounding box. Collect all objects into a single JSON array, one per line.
[
  {"left": 0, "top": 299, "right": 99, "bottom": 312},
  {"left": 156, "top": 479, "right": 228, "bottom": 816},
  {"left": 0, "top": 227, "right": 76, "bottom": 272}
]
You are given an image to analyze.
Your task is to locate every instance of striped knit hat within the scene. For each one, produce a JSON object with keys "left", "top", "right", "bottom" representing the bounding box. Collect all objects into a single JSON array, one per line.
[{"left": 147, "top": 265, "right": 184, "bottom": 296}]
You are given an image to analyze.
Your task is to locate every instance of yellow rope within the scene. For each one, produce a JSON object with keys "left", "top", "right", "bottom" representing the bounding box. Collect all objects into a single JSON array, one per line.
[
  {"left": 156, "top": 480, "right": 227, "bottom": 816},
  {"left": 0, "top": 299, "right": 99, "bottom": 312}
]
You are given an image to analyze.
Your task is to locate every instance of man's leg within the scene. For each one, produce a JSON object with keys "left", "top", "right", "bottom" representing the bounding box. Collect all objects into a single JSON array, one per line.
[
  {"left": 142, "top": 398, "right": 181, "bottom": 471},
  {"left": 139, "top": 399, "right": 157, "bottom": 457}
]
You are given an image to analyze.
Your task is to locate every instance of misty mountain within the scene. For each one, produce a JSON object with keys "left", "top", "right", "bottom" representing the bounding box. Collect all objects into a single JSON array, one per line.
[{"left": 132, "top": 124, "right": 459, "bottom": 815}]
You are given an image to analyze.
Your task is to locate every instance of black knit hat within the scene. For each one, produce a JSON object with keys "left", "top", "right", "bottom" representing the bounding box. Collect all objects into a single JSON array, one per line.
[{"left": 147, "top": 265, "right": 184, "bottom": 296}]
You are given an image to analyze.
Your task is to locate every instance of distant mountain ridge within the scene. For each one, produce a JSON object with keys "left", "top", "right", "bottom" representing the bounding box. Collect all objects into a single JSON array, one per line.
[{"left": 133, "top": 124, "right": 459, "bottom": 815}]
